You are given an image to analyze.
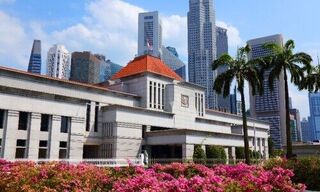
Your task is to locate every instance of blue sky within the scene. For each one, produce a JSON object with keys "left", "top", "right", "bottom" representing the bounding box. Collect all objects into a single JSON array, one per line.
[{"left": 1, "top": 0, "right": 319, "bottom": 118}]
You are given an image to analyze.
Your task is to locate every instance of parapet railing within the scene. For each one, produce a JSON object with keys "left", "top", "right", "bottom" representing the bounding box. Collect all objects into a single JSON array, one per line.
[{"left": 9, "top": 158, "right": 144, "bottom": 167}]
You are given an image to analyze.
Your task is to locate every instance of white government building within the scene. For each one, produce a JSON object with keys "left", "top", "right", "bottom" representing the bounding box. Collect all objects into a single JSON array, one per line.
[{"left": 0, "top": 55, "right": 269, "bottom": 160}]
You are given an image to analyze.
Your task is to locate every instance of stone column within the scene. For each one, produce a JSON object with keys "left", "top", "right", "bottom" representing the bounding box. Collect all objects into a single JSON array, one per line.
[
  {"left": 228, "top": 147, "right": 236, "bottom": 164},
  {"left": 224, "top": 147, "right": 229, "bottom": 164},
  {"left": 2, "top": 110, "right": 19, "bottom": 160},
  {"left": 182, "top": 144, "right": 194, "bottom": 160},
  {"left": 48, "top": 115, "right": 61, "bottom": 159},
  {"left": 263, "top": 138, "right": 269, "bottom": 159},
  {"left": 27, "top": 113, "right": 41, "bottom": 159},
  {"left": 69, "top": 117, "right": 85, "bottom": 159}
]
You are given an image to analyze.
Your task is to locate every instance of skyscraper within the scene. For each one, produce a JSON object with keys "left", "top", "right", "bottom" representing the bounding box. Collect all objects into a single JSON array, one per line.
[
  {"left": 188, "top": 0, "right": 217, "bottom": 109},
  {"left": 301, "top": 118, "right": 310, "bottom": 142},
  {"left": 137, "top": 11, "right": 186, "bottom": 80},
  {"left": 47, "top": 44, "right": 71, "bottom": 79},
  {"left": 109, "top": 60, "right": 123, "bottom": 77},
  {"left": 308, "top": 93, "right": 320, "bottom": 140},
  {"left": 248, "top": 34, "right": 286, "bottom": 149},
  {"left": 70, "top": 51, "right": 102, "bottom": 84},
  {"left": 216, "top": 26, "right": 230, "bottom": 112},
  {"left": 28, "top": 40, "right": 42, "bottom": 74},
  {"left": 290, "top": 108, "right": 302, "bottom": 142},
  {"left": 138, "top": 11, "right": 162, "bottom": 57}
]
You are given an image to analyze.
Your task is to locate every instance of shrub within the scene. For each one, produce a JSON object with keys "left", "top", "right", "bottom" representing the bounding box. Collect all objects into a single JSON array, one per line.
[
  {"left": 235, "top": 147, "right": 245, "bottom": 159},
  {"left": 206, "top": 145, "right": 227, "bottom": 164},
  {"left": 264, "top": 157, "right": 320, "bottom": 191},
  {"left": 193, "top": 144, "right": 206, "bottom": 164}
]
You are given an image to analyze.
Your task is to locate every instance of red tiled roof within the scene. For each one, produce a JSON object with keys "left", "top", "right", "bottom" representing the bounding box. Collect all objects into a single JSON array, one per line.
[{"left": 111, "top": 55, "right": 183, "bottom": 81}]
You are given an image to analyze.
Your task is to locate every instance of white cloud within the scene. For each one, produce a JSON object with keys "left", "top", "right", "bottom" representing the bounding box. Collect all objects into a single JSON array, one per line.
[
  {"left": 0, "top": 11, "right": 29, "bottom": 67},
  {"left": 216, "top": 21, "right": 243, "bottom": 48},
  {"left": 162, "top": 15, "right": 188, "bottom": 59}
]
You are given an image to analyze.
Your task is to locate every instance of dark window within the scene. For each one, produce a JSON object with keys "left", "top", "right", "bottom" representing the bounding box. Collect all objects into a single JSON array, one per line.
[
  {"left": 142, "top": 125, "right": 147, "bottom": 139},
  {"left": 60, "top": 116, "right": 70, "bottom": 133},
  {"left": 39, "top": 140, "right": 48, "bottom": 147},
  {"left": 86, "top": 104, "right": 91, "bottom": 131},
  {"left": 18, "top": 112, "right": 29, "bottom": 130},
  {"left": 60, "top": 141, "right": 67, "bottom": 148},
  {"left": 15, "top": 139, "right": 26, "bottom": 159},
  {"left": 16, "top": 139, "right": 26, "bottom": 146},
  {"left": 149, "top": 82, "right": 152, "bottom": 108},
  {"left": 40, "top": 114, "right": 50, "bottom": 132},
  {"left": 38, "top": 140, "right": 48, "bottom": 159},
  {"left": 59, "top": 141, "right": 68, "bottom": 159},
  {"left": 0, "top": 110, "right": 4, "bottom": 129},
  {"left": 94, "top": 102, "right": 99, "bottom": 132}
]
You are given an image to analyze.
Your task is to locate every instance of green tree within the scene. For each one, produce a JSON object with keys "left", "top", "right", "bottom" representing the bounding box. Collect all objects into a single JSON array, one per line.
[
  {"left": 213, "top": 45, "right": 263, "bottom": 164},
  {"left": 258, "top": 40, "right": 312, "bottom": 158}
]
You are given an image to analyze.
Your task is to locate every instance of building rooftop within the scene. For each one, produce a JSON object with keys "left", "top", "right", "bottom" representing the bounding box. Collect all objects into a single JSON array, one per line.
[
  {"left": 111, "top": 54, "right": 183, "bottom": 81},
  {"left": 0, "top": 65, "right": 139, "bottom": 98}
]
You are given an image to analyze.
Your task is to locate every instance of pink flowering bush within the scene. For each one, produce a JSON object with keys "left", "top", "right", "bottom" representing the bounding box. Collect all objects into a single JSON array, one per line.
[{"left": 0, "top": 159, "right": 305, "bottom": 191}]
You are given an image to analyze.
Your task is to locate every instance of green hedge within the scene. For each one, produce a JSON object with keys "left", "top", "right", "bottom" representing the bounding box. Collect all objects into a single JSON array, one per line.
[
  {"left": 235, "top": 147, "right": 262, "bottom": 159},
  {"left": 206, "top": 145, "right": 227, "bottom": 164}
]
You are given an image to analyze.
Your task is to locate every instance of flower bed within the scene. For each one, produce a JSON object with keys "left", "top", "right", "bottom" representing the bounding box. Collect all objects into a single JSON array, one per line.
[{"left": 0, "top": 159, "right": 305, "bottom": 191}]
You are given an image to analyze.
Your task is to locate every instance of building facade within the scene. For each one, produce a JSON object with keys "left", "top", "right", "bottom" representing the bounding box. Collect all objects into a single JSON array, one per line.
[
  {"left": 0, "top": 55, "right": 269, "bottom": 160},
  {"left": 28, "top": 40, "right": 42, "bottom": 74},
  {"left": 109, "top": 60, "right": 123, "bottom": 77},
  {"left": 188, "top": 0, "right": 217, "bottom": 109},
  {"left": 138, "top": 11, "right": 162, "bottom": 57},
  {"left": 248, "top": 34, "right": 286, "bottom": 149},
  {"left": 161, "top": 46, "right": 186, "bottom": 80},
  {"left": 46, "top": 44, "right": 71, "bottom": 80},
  {"left": 70, "top": 52, "right": 103, "bottom": 84},
  {"left": 309, "top": 93, "right": 320, "bottom": 140}
]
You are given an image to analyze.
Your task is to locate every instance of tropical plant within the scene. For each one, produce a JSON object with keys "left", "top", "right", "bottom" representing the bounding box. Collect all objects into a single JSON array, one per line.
[
  {"left": 213, "top": 45, "right": 263, "bottom": 164},
  {"left": 258, "top": 40, "right": 312, "bottom": 158},
  {"left": 300, "top": 63, "right": 320, "bottom": 92}
]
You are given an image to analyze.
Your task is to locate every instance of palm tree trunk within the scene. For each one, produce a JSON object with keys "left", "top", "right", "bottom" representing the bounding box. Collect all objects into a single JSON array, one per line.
[
  {"left": 283, "top": 69, "right": 293, "bottom": 158},
  {"left": 240, "top": 87, "right": 250, "bottom": 164}
]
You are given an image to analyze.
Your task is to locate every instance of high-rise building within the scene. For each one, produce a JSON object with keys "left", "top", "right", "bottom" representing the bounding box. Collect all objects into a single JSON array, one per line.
[
  {"left": 188, "top": 0, "right": 217, "bottom": 109},
  {"left": 290, "top": 108, "right": 302, "bottom": 142},
  {"left": 109, "top": 60, "right": 123, "bottom": 77},
  {"left": 301, "top": 118, "right": 310, "bottom": 142},
  {"left": 290, "top": 114, "right": 298, "bottom": 142},
  {"left": 161, "top": 46, "right": 186, "bottom": 80},
  {"left": 308, "top": 93, "right": 320, "bottom": 140},
  {"left": 94, "top": 54, "right": 112, "bottom": 82},
  {"left": 248, "top": 34, "right": 286, "bottom": 149},
  {"left": 138, "top": 11, "right": 162, "bottom": 57},
  {"left": 46, "top": 44, "right": 71, "bottom": 80},
  {"left": 28, "top": 40, "right": 42, "bottom": 74},
  {"left": 70, "top": 52, "right": 102, "bottom": 84},
  {"left": 137, "top": 11, "right": 186, "bottom": 80},
  {"left": 216, "top": 26, "right": 230, "bottom": 112}
]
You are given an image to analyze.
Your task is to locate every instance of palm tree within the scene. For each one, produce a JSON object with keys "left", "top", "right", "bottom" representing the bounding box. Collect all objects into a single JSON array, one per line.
[
  {"left": 300, "top": 64, "right": 320, "bottom": 92},
  {"left": 213, "top": 45, "right": 263, "bottom": 165},
  {"left": 259, "top": 40, "right": 312, "bottom": 158}
]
